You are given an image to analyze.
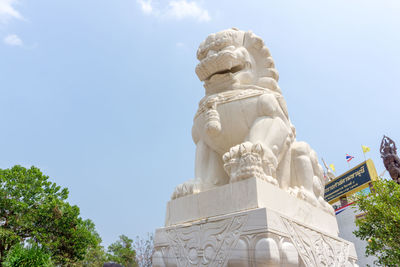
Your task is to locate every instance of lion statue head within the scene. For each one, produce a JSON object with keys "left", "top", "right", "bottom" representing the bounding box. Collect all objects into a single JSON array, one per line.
[{"left": 195, "top": 28, "right": 280, "bottom": 95}]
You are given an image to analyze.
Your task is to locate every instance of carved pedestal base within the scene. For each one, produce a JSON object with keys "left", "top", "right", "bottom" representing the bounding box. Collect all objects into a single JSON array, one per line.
[{"left": 153, "top": 208, "right": 358, "bottom": 267}]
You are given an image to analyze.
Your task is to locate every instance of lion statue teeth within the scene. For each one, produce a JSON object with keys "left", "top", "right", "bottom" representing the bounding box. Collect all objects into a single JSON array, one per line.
[{"left": 172, "top": 28, "right": 333, "bottom": 215}]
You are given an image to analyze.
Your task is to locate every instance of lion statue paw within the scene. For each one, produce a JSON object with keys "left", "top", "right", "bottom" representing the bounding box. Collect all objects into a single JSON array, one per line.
[
  {"left": 222, "top": 142, "right": 278, "bottom": 185},
  {"left": 171, "top": 179, "right": 201, "bottom": 200},
  {"left": 287, "top": 186, "right": 319, "bottom": 207},
  {"left": 319, "top": 197, "right": 335, "bottom": 215}
]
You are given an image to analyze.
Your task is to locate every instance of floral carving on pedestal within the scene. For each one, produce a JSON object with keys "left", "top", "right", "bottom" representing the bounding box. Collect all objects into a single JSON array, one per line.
[
  {"left": 282, "top": 217, "right": 349, "bottom": 267},
  {"left": 165, "top": 215, "right": 247, "bottom": 267}
]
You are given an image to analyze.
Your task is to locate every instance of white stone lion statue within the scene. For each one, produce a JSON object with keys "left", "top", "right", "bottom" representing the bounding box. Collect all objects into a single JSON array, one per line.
[{"left": 172, "top": 28, "right": 333, "bottom": 214}]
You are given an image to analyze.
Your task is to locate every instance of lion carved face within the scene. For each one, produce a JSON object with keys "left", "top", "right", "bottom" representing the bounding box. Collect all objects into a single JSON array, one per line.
[{"left": 195, "top": 28, "right": 280, "bottom": 95}]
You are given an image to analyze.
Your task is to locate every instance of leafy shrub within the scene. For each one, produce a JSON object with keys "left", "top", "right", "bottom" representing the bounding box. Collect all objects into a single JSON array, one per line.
[
  {"left": 354, "top": 179, "right": 400, "bottom": 266},
  {"left": 3, "top": 244, "right": 54, "bottom": 267}
]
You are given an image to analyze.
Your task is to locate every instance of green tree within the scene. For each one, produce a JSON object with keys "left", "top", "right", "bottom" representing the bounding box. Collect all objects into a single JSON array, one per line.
[
  {"left": 3, "top": 243, "right": 54, "bottom": 267},
  {"left": 107, "top": 235, "right": 137, "bottom": 267},
  {"left": 353, "top": 179, "right": 400, "bottom": 266},
  {"left": 74, "top": 220, "right": 107, "bottom": 267},
  {"left": 0, "top": 165, "right": 98, "bottom": 266},
  {"left": 74, "top": 243, "right": 107, "bottom": 267}
]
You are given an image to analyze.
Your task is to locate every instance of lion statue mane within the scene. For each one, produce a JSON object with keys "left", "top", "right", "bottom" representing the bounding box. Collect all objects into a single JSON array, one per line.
[{"left": 172, "top": 28, "right": 333, "bottom": 214}]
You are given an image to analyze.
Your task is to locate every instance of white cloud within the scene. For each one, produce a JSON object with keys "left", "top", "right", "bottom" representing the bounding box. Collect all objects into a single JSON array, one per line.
[
  {"left": 0, "top": 0, "right": 23, "bottom": 24},
  {"left": 166, "top": 1, "right": 210, "bottom": 22},
  {"left": 137, "top": 0, "right": 211, "bottom": 22},
  {"left": 137, "top": 0, "right": 153, "bottom": 15},
  {"left": 3, "top": 34, "right": 22, "bottom": 46}
]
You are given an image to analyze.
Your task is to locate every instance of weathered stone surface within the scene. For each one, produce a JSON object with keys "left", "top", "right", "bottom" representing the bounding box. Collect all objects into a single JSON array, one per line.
[
  {"left": 154, "top": 208, "right": 358, "bottom": 267},
  {"left": 154, "top": 28, "right": 358, "bottom": 266},
  {"left": 172, "top": 28, "right": 332, "bottom": 214},
  {"left": 166, "top": 178, "right": 338, "bottom": 237}
]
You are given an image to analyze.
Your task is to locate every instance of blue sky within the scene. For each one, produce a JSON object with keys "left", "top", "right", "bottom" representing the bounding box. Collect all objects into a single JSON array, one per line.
[{"left": 1, "top": 0, "right": 400, "bottom": 246}]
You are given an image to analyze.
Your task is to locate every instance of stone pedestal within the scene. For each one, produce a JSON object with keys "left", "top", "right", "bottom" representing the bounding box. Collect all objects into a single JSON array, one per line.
[{"left": 153, "top": 178, "right": 358, "bottom": 267}]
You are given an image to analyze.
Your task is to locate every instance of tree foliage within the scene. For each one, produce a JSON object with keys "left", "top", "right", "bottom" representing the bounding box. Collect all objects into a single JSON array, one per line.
[
  {"left": 353, "top": 179, "right": 400, "bottom": 266},
  {"left": 0, "top": 165, "right": 144, "bottom": 267},
  {"left": 0, "top": 165, "right": 98, "bottom": 266},
  {"left": 2, "top": 243, "right": 53, "bottom": 267},
  {"left": 74, "top": 243, "right": 107, "bottom": 267},
  {"left": 107, "top": 235, "right": 137, "bottom": 267},
  {"left": 73, "top": 220, "right": 107, "bottom": 267}
]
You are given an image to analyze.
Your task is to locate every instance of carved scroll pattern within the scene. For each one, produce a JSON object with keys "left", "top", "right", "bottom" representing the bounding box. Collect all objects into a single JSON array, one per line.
[
  {"left": 165, "top": 215, "right": 247, "bottom": 267},
  {"left": 282, "top": 217, "right": 349, "bottom": 267}
]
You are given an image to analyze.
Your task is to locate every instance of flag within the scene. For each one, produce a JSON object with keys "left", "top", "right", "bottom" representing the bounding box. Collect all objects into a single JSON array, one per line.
[
  {"left": 346, "top": 154, "right": 354, "bottom": 162},
  {"left": 362, "top": 145, "right": 371, "bottom": 153},
  {"left": 329, "top": 164, "right": 336, "bottom": 172}
]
